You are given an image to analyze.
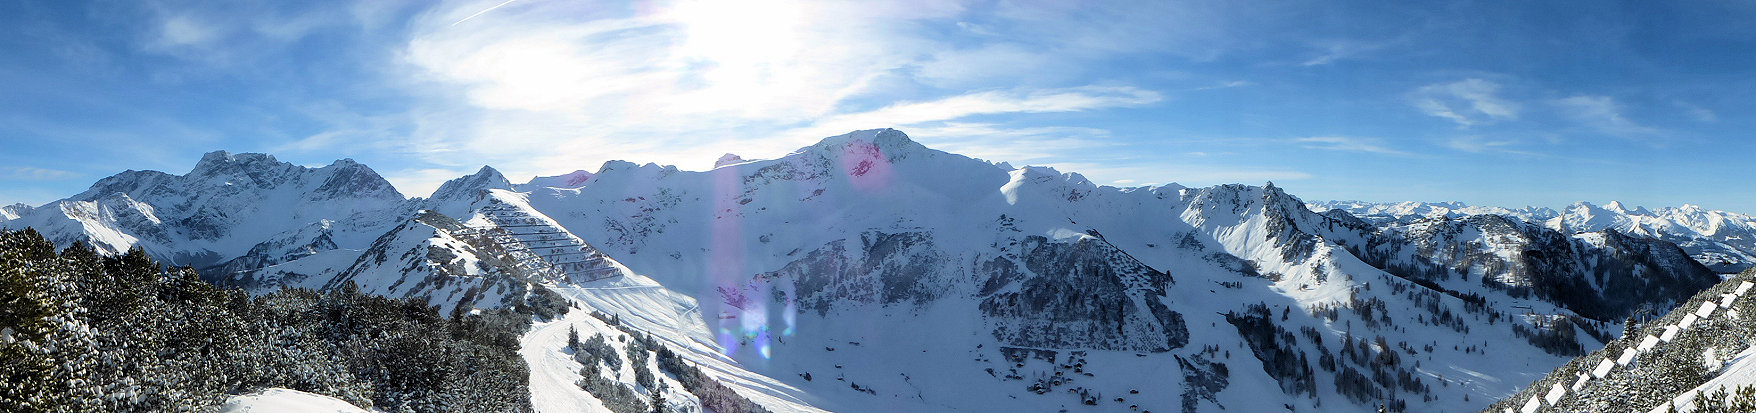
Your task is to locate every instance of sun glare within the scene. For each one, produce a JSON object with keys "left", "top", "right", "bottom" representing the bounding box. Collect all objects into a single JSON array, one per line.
[{"left": 665, "top": 0, "right": 805, "bottom": 112}]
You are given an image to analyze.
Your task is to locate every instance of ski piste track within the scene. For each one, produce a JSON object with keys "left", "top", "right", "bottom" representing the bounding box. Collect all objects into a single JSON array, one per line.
[{"left": 1507, "top": 281, "right": 1756, "bottom": 413}]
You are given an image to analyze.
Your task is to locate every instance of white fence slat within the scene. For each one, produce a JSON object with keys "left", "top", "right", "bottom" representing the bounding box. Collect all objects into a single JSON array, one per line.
[
  {"left": 1697, "top": 302, "right": 1718, "bottom": 318},
  {"left": 1521, "top": 396, "right": 1542, "bottom": 413},
  {"left": 1592, "top": 358, "right": 1616, "bottom": 378},
  {"left": 1661, "top": 325, "right": 1680, "bottom": 341},
  {"left": 1545, "top": 383, "right": 1566, "bottom": 405},
  {"left": 1637, "top": 335, "right": 1660, "bottom": 352},
  {"left": 1616, "top": 348, "right": 1637, "bottom": 366}
]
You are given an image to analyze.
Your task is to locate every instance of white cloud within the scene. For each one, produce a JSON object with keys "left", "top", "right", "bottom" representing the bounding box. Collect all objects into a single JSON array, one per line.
[
  {"left": 1, "top": 166, "right": 78, "bottom": 181},
  {"left": 1551, "top": 95, "right": 1662, "bottom": 138},
  {"left": 1299, "top": 39, "right": 1396, "bottom": 66},
  {"left": 375, "top": 0, "right": 1181, "bottom": 184},
  {"left": 1192, "top": 80, "right": 1253, "bottom": 91},
  {"left": 1676, "top": 100, "right": 1718, "bottom": 123},
  {"left": 1293, "top": 136, "right": 1415, "bottom": 156},
  {"left": 156, "top": 14, "right": 218, "bottom": 47},
  {"left": 1443, "top": 136, "right": 1534, "bottom": 155},
  {"left": 786, "top": 86, "right": 1161, "bottom": 140},
  {"left": 1410, "top": 78, "right": 1520, "bottom": 127}
]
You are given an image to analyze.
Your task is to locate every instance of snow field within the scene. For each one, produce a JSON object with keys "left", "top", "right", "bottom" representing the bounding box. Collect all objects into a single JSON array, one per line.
[{"left": 220, "top": 388, "right": 373, "bottom": 413}]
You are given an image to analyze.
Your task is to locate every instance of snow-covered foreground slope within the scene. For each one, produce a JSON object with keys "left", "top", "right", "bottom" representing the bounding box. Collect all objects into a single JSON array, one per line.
[
  {"left": 1314, "top": 200, "right": 1756, "bottom": 273},
  {"left": 1649, "top": 345, "right": 1756, "bottom": 413},
  {"left": 220, "top": 388, "right": 374, "bottom": 413},
  {"left": 1489, "top": 269, "right": 1756, "bottom": 413}
]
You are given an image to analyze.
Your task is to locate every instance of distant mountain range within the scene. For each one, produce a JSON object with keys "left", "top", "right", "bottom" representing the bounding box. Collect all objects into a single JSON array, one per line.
[
  {"left": 0, "top": 129, "right": 1735, "bottom": 412},
  {"left": 1313, "top": 200, "right": 1756, "bottom": 273}
]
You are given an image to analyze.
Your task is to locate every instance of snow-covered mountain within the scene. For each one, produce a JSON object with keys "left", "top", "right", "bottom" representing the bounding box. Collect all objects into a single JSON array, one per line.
[
  {"left": 1312, "top": 200, "right": 1559, "bottom": 225},
  {"left": 0, "top": 151, "right": 409, "bottom": 276},
  {"left": 492, "top": 129, "right": 1716, "bottom": 412},
  {"left": 1313, "top": 200, "right": 1756, "bottom": 273},
  {"left": 0, "top": 202, "right": 31, "bottom": 221},
  {"left": 0, "top": 129, "right": 1729, "bottom": 412}
]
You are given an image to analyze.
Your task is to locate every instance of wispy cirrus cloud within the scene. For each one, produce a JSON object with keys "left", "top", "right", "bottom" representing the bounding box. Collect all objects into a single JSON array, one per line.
[
  {"left": 1443, "top": 136, "right": 1536, "bottom": 156},
  {"left": 1294, "top": 136, "right": 1416, "bottom": 157},
  {"left": 1410, "top": 78, "right": 1520, "bottom": 127},
  {"left": 1676, "top": 101, "right": 1718, "bottom": 123},
  {"left": 1551, "top": 95, "right": 1663, "bottom": 139},
  {"left": 1, "top": 166, "right": 78, "bottom": 181}
]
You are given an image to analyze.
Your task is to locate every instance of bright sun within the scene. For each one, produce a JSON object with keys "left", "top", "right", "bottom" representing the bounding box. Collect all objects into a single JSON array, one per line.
[{"left": 664, "top": 0, "right": 806, "bottom": 111}]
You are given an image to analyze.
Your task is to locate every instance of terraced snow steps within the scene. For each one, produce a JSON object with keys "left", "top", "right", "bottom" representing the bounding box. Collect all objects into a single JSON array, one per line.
[
  {"left": 1681, "top": 314, "right": 1700, "bottom": 329},
  {"left": 1618, "top": 348, "right": 1638, "bottom": 366},
  {"left": 1737, "top": 281, "right": 1753, "bottom": 296},
  {"left": 1571, "top": 373, "right": 1590, "bottom": 391},
  {"left": 1521, "top": 395, "right": 1541, "bottom": 413},
  {"left": 1661, "top": 325, "right": 1681, "bottom": 342}
]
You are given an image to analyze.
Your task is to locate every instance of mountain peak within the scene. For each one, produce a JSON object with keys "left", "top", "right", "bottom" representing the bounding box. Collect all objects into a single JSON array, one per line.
[
  {"left": 192, "top": 150, "right": 282, "bottom": 175},
  {"left": 429, "top": 166, "right": 512, "bottom": 200},
  {"left": 802, "top": 128, "right": 930, "bottom": 160},
  {"left": 522, "top": 170, "right": 596, "bottom": 190},
  {"left": 714, "top": 153, "right": 746, "bottom": 168}
]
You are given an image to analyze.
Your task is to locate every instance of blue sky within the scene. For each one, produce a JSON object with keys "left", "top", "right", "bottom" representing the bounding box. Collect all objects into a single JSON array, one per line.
[{"left": 2, "top": 0, "right": 1754, "bottom": 213}]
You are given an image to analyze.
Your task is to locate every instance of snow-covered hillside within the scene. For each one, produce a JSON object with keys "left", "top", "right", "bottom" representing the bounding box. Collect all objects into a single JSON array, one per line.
[
  {"left": 1314, "top": 200, "right": 1756, "bottom": 273},
  {"left": 0, "top": 129, "right": 1729, "bottom": 412},
  {"left": 1488, "top": 269, "right": 1756, "bottom": 413}
]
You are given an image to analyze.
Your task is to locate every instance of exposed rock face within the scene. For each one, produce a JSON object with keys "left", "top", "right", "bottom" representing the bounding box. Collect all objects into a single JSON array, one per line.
[{"left": 982, "top": 235, "right": 1186, "bottom": 352}]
